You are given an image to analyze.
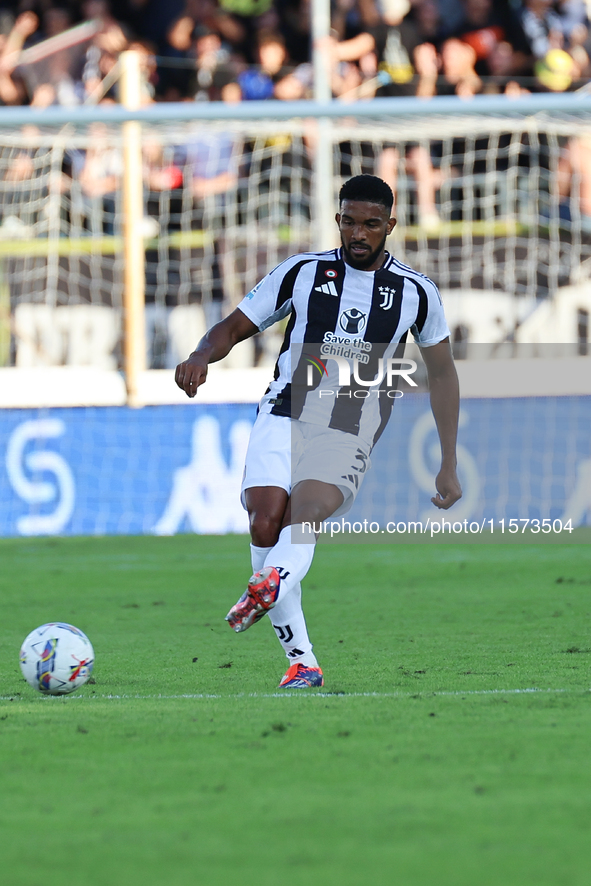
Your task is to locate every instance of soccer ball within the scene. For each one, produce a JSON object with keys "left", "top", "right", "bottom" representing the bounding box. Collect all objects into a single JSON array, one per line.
[{"left": 19, "top": 623, "right": 95, "bottom": 695}]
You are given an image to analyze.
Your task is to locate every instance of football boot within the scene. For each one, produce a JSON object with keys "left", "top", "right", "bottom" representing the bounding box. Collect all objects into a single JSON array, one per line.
[
  {"left": 225, "top": 566, "right": 281, "bottom": 633},
  {"left": 279, "top": 663, "right": 324, "bottom": 688}
]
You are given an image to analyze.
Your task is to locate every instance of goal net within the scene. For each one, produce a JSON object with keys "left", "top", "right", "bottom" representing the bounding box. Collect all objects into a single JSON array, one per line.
[
  {"left": 2, "top": 103, "right": 591, "bottom": 536},
  {"left": 2, "top": 106, "right": 591, "bottom": 372}
]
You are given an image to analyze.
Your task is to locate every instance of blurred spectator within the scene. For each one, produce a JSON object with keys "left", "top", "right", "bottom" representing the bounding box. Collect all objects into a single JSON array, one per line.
[
  {"left": 410, "top": 0, "right": 446, "bottom": 48},
  {"left": 517, "top": 0, "right": 569, "bottom": 60},
  {"left": 187, "top": 0, "right": 247, "bottom": 55},
  {"left": 555, "top": 0, "right": 589, "bottom": 40},
  {"left": 82, "top": 11, "right": 129, "bottom": 102},
  {"left": 237, "top": 30, "right": 292, "bottom": 100},
  {"left": 557, "top": 134, "right": 591, "bottom": 231},
  {"left": 144, "top": 134, "right": 184, "bottom": 193},
  {"left": 189, "top": 25, "right": 238, "bottom": 102},
  {"left": 38, "top": 6, "right": 81, "bottom": 106},
  {"left": 155, "top": 14, "right": 195, "bottom": 101},
  {"left": 510, "top": 0, "right": 591, "bottom": 91},
  {"left": 0, "top": 123, "right": 72, "bottom": 236},
  {"left": 275, "top": 0, "right": 310, "bottom": 64},
  {"left": 77, "top": 121, "right": 122, "bottom": 233},
  {"left": 366, "top": 0, "right": 424, "bottom": 97},
  {"left": 142, "top": 133, "right": 182, "bottom": 366},
  {"left": 125, "top": 0, "right": 186, "bottom": 52},
  {"left": 567, "top": 17, "right": 591, "bottom": 81},
  {"left": 156, "top": 19, "right": 239, "bottom": 104},
  {"left": 331, "top": 58, "right": 368, "bottom": 98},
  {"left": 448, "top": 0, "right": 531, "bottom": 79},
  {"left": 2, "top": 147, "right": 34, "bottom": 187},
  {"left": 413, "top": 40, "right": 440, "bottom": 97},
  {"left": 436, "top": 0, "right": 466, "bottom": 37},
  {"left": 11, "top": 9, "right": 107, "bottom": 106},
  {"left": 215, "top": 0, "right": 280, "bottom": 63},
  {"left": 0, "top": 125, "right": 37, "bottom": 237},
  {"left": 220, "top": 79, "right": 243, "bottom": 101},
  {"left": 127, "top": 39, "right": 158, "bottom": 101},
  {"left": 272, "top": 58, "right": 312, "bottom": 99},
  {"left": 325, "top": 0, "right": 425, "bottom": 98},
  {"left": 43, "top": 7, "right": 73, "bottom": 39},
  {"left": 377, "top": 140, "right": 444, "bottom": 230},
  {"left": 181, "top": 126, "right": 239, "bottom": 201},
  {"left": 82, "top": 1, "right": 120, "bottom": 23},
  {"left": 439, "top": 37, "right": 482, "bottom": 95},
  {"left": 0, "top": 11, "right": 38, "bottom": 105}
]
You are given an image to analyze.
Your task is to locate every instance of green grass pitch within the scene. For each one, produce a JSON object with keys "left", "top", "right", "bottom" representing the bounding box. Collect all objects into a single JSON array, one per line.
[{"left": 1, "top": 535, "right": 590, "bottom": 886}]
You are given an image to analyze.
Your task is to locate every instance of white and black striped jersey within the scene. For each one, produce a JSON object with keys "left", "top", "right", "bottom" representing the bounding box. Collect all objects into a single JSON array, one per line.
[{"left": 237, "top": 247, "right": 450, "bottom": 449}]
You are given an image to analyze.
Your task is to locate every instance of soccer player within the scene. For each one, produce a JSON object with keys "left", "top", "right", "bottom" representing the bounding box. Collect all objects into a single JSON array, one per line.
[{"left": 175, "top": 174, "right": 461, "bottom": 688}]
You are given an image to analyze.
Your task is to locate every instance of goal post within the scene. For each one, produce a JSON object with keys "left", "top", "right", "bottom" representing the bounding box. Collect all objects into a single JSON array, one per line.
[
  {"left": 119, "top": 50, "right": 146, "bottom": 408},
  {"left": 311, "top": 0, "right": 336, "bottom": 251}
]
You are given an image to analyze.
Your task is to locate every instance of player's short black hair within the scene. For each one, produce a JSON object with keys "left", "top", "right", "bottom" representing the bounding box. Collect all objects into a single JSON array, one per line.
[{"left": 339, "top": 175, "right": 394, "bottom": 213}]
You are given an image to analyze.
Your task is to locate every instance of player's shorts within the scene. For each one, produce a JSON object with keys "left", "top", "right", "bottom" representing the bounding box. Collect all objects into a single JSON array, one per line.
[{"left": 240, "top": 412, "right": 371, "bottom": 518}]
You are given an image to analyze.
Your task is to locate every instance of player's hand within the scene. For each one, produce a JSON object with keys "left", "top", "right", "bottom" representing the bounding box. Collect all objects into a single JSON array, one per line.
[
  {"left": 175, "top": 353, "right": 208, "bottom": 398},
  {"left": 431, "top": 464, "right": 462, "bottom": 510}
]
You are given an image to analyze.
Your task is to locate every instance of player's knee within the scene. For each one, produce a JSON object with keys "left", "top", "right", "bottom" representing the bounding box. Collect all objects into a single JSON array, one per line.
[{"left": 249, "top": 512, "right": 282, "bottom": 547}]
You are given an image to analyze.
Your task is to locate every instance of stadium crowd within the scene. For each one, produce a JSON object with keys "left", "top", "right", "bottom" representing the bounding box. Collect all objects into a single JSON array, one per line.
[{"left": 0, "top": 0, "right": 590, "bottom": 107}]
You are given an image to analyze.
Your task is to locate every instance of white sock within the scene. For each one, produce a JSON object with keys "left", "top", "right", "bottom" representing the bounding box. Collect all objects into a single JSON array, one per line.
[
  {"left": 269, "top": 583, "right": 318, "bottom": 667},
  {"left": 250, "top": 543, "right": 271, "bottom": 575},
  {"left": 263, "top": 524, "right": 316, "bottom": 604},
  {"left": 262, "top": 524, "right": 318, "bottom": 667},
  {"left": 250, "top": 541, "right": 317, "bottom": 664}
]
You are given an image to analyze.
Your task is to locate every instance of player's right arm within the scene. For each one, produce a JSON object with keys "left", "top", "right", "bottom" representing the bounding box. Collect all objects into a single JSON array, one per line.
[
  {"left": 175, "top": 308, "right": 258, "bottom": 398},
  {"left": 176, "top": 253, "right": 299, "bottom": 397}
]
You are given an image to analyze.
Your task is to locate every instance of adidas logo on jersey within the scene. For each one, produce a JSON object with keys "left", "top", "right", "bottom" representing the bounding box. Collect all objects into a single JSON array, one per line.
[{"left": 315, "top": 281, "right": 338, "bottom": 296}]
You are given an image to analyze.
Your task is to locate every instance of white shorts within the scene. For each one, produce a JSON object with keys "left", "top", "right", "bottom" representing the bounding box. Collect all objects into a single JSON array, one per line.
[{"left": 240, "top": 412, "right": 371, "bottom": 518}]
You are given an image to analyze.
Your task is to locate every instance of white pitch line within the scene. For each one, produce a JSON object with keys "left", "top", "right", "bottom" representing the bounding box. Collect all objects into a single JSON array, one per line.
[{"left": 1, "top": 687, "right": 587, "bottom": 702}]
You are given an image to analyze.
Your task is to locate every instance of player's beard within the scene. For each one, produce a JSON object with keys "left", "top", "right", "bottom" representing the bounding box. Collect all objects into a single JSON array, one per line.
[{"left": 341, "top": 230, "right": 388, "bottom": 270}]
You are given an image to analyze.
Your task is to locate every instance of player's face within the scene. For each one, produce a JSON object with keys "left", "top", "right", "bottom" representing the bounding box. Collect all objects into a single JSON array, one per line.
[{"left": 336, "top": 200, "right": 396, "bottom": 271}]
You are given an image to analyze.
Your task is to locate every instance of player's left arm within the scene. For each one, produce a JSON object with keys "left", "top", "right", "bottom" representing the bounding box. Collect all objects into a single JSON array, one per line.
[{"left": 421, "top": 338, "right": 462, "bottom": 510}]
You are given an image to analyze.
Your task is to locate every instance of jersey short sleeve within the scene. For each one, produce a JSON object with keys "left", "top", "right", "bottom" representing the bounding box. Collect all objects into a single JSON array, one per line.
[
  {"left": 411, "top": 276, "right": 450, "bottom": 347},
  {"left": 237, "top": 256, "right": 300, "bottom": 331}
]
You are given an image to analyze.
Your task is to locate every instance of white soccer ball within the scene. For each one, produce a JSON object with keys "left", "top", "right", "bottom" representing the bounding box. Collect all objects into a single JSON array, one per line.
[{"left": 19, "top": 623, "right": 95, "bottom": 695}]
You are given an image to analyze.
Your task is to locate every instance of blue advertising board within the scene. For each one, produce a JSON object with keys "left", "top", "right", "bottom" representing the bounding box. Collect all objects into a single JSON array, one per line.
[{"left": 1, "top": 396, "right": 590, "bottom": 537}]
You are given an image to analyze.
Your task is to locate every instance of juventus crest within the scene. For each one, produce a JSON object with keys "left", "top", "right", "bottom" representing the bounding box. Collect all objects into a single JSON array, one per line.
[{"left": 378, "top": 286, "right": 396, "bottom": 310}]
